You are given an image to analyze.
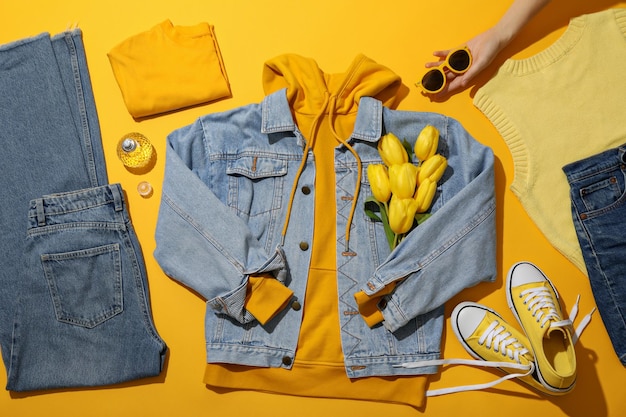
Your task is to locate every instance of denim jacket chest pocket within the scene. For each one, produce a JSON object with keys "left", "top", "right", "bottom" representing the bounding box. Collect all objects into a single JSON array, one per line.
[{"left": 225, "top": 154, "right": 288, "bottom": 250}]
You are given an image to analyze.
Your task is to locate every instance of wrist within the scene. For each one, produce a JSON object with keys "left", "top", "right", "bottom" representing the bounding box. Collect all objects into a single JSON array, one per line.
[{"left": 489, "top": 23, "right": 517, "bottom": 52}]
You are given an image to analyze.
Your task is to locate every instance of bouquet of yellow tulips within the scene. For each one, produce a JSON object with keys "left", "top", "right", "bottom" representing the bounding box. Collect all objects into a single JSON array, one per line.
[{"left": 365, "top": 125, "right": 447, "bottom": 250}]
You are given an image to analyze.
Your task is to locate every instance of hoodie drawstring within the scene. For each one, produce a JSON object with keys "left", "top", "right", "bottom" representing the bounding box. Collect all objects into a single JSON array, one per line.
[
  {"left": 280, "top": 93, "right": 329, "bottom": 245},
  {"left": 327, "top": 95, "right": 361, "bottom": 253},
  {"left": 279, "top": 93, "right": 363, "bottom": 254}
]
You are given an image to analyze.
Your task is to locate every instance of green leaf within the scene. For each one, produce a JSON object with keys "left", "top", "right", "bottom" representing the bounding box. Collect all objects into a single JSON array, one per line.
[
  {"left": 378, "top": 202, "right": 395, "bottom": 250},
  {"left": 364, "top": 196, "right": 395, "bottom": 250},
  {"left": 364, "top": 197, "right": 383, "bottom": 222},
  {"left": 415, "top": 212, "right": 432, "bottom": 225},
  {"left": 402, "top": 138, "right": 415, "bottom": 162}
]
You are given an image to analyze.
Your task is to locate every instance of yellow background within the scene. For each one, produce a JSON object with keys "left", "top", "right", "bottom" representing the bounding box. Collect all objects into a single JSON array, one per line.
[{"left": 1, "top": 1, "right": 625, "bottom": 416}]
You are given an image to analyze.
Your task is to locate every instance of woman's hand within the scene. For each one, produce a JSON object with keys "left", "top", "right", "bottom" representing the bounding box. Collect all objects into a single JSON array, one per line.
[
  {"left": 422, "top": 0, "right": 552, "bottom": 97},
  {"left": 424, "top": 28, "right": 506, "bottom": 96}
]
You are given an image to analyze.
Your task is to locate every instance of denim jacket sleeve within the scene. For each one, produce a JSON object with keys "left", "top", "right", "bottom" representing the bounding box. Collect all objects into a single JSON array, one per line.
[
  {"left": 154, "top": 120, "right": 289, "bottom": 324},
  {"left": 362, "top": 117, "right": 496, "bottom": 333}
]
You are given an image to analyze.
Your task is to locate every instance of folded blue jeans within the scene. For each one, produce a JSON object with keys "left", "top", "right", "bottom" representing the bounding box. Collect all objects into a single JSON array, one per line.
[
  {"left": 563, "top": 144, "right": 626, "bottom": 366},
  {"left": 0, "top": 30, "right": 166, "bottom": 391}
]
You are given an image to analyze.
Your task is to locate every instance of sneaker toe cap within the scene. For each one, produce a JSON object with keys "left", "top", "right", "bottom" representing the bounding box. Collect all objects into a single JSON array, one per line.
[
  {"left": 453, "top": 302, "right": 488, "bottom": 339},
  {"left": 509, "top": 261, "right": 546, "bottom": 287}
]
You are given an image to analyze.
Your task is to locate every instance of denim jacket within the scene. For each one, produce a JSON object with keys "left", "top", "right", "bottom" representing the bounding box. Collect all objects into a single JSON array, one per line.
[{"left": 154, "top": 88, "right": 496, "bottom": 379}]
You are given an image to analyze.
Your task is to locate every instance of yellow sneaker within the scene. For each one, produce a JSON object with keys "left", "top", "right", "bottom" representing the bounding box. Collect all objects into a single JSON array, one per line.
[
  {"left": 451, "top": 301, "right": 554, "bottom": 395},
  {"left": 506, "top": 262, "right": 577, "bottom": 394}
]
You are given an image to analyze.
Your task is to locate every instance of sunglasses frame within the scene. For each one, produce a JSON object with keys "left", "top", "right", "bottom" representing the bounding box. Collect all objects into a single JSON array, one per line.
[{"left": 416, "top": 46, "right": 472, "bottom": 94}]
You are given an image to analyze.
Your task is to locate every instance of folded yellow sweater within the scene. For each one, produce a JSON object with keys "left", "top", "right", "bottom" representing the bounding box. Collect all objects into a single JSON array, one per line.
[{"left": 108, "top": 20, "right": 231, "bottom": 118}]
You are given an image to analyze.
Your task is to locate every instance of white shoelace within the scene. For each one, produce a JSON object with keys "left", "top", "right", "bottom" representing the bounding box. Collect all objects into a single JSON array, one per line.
[
  {"left": 396, "top": 293, "right": 596, "bottom": 397},
  {"left": 521, "top": 287, "right": 596, "bottom": 344},
  {"left": 396, "top": 318, "right": 534, "bottom": 397},
  {"left": 480, "top": 319, "right": 530, "bottom": 363}
]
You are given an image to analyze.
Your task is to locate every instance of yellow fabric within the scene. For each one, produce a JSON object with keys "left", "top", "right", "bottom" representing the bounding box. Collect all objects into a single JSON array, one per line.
[
  {"left": 353, "top": 282, "right": 397, "bottom": 328},
  {"left": 107, "top": 20, "right": 231, "bottom": 119},
  {"left": 245, "top": 275, "right": 294, "bottom": 325},
  {"left": 473, "top": 9, "right": 626, "bottom": 274},
  {"left": 209, "top": 54, "right": 428, "bottom": 408},
  {"left": 204, "top": 363, "right": 428, "bottom": 407}
]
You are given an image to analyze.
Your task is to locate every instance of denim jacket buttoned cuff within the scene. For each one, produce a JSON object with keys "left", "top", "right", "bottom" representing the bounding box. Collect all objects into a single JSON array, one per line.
[{"left": 207, "top": 280, "right": 256, "bottom": 323}]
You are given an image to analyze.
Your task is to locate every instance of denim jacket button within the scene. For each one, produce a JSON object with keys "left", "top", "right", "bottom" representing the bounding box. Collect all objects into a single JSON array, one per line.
[
  {"left": 282, "top": 356, "right": 292, "bottom": 366},
  {"left": 299, "top": 241, "right": 309, "bottom": 251},
  {"left": 291, "top": 300, "right": 302, "bottom": 311},
  {"left": 301, "top": 185, "right": 311, "bottom": 195}
]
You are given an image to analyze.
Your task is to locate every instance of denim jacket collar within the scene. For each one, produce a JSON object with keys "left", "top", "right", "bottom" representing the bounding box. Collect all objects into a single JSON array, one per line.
[{"left": 261, "top": 88, "right": 382, "bottom": 143}]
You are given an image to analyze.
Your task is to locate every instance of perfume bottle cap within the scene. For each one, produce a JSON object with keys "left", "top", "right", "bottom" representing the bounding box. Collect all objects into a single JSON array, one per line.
[{"left": 121, "top": 138, "right": 138, "bottom": 153}]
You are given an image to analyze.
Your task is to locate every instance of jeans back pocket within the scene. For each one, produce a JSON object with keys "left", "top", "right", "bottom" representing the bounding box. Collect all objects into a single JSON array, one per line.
[{"left": 41, "top": 243, "right": 123, "bottom": 328}]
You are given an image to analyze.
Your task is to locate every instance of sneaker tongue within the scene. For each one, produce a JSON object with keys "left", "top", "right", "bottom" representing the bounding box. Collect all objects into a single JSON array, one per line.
[{"left": 546, "top": 325, "right": 569, "bottom": 341}]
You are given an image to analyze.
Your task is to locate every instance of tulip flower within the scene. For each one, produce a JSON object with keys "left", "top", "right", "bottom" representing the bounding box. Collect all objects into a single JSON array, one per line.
[
  {"left": 388, "top": 195, "right": 419, "bottom": 235},
  {"left": 389, "top": 162, "right": 419, "bottom": 199},
  {"left": 418, "top": 154, "right": 447, "bottom": 184},
  {"left": 414, "top": 177, "right": 437, "bottom": 213},
  {"left": 414, "top": 125, "right": 439, "bottom": 162},
  {"left": 366, "top": 130, "right": 448, "bottom": 252},
  {"left": 367, "top": 164, "right": 391, "bottom": 203},
  {"left": 377, "top": 133, "right": 408, "bottom": 167}
]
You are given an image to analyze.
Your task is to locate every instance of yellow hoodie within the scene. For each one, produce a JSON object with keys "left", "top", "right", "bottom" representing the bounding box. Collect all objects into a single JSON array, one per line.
[{"left": 203, "top": 54, "right": 428, "bottom": 407}]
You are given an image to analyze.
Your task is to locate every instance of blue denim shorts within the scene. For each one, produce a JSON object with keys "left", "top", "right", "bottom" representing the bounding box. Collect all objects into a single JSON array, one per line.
[
  {"left": 563, "top": 144, "right": 626, "bottom": 366},
  {"left": 0, "top": 31, "right": 166, "bottom": 390}
]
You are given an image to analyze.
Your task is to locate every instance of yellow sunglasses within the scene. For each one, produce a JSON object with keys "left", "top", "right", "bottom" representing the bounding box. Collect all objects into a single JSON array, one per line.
[{"left": 416, "top": 47, "right": 472, "bottom": 94}]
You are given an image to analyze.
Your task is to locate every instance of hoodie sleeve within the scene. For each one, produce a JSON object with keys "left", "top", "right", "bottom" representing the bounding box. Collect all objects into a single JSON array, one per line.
[
  {"left": 357, "top": 117, "right": 497, "bottom": 332},
  {"left": 154, "top": 119, "right": 292, "bottom": 324}
]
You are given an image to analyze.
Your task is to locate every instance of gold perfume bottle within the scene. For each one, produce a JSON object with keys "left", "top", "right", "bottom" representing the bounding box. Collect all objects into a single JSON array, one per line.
[{"left": 117, "top": 132, "right": 153, "bottom": 169}]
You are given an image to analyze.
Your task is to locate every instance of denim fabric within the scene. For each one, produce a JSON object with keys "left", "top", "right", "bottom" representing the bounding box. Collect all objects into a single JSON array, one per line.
[
  {"left": 0, "top": 31, "right": 166, "bottom": 391},
  {"left": 563, "top": 144, "right": 626, "bottom": 366},
  {"left": 155, "top": 89, "right": 496, "bottom": 378}
]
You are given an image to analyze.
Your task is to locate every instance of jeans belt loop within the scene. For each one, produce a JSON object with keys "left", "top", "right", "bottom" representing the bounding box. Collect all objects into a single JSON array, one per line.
[
  {"left": 618, "top": 144, "right": 626, "bottom": 164},
  {"left": 36, "top": 199, "right": 46, "bottom": 227},
  {"left": 111, "top": 184, "right": 124, "bottom": 212}
]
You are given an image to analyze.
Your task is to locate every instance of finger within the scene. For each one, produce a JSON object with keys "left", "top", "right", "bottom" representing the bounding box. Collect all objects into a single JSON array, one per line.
[
  {"left": 461, "top": 63, "right": 483, "bottom": 82},
  {"left": 440, "top": 74, "right": 472, "bottom": 96},
  {"left": 426, "top": 73, "right": 466, "bottom": 98},
  {"left": 425, "top": 50, "right": 450, "bottom": 67},
  {"left": 444, "top": 76, "right": 466, "bottom": 92},
  {"left": 432, "top": 50, "right": 450, "bottom": 58}
]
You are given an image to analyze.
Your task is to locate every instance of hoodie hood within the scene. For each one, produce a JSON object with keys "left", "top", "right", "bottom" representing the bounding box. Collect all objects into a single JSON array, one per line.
[{"left": 262, "top": 54, "right": 401, "bottom": 116}]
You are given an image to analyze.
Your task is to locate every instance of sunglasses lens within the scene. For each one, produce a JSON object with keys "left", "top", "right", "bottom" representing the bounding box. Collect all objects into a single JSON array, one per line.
[
  {"left": 421, "top": 70, "right": 445, "bottom": 92},
  {"left": 448, "top": 49, "right": 471, "bottom": 72}
]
